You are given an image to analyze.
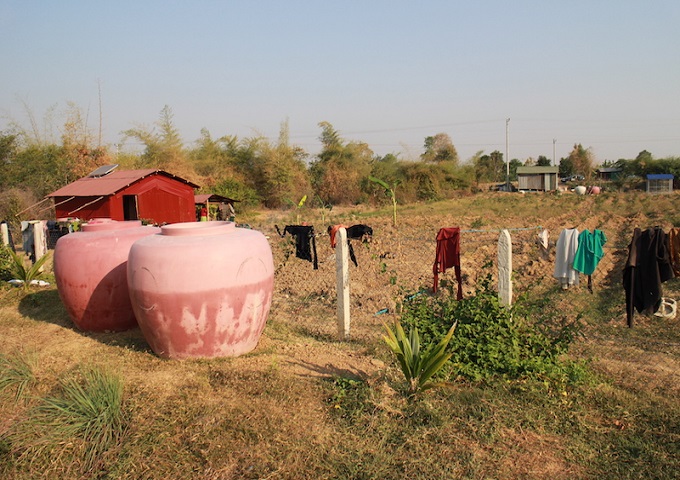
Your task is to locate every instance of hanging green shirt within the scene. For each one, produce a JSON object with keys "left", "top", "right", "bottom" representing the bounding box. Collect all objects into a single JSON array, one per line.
[{"left": 573, "top": 229, "right": 607, "bottom": 275}]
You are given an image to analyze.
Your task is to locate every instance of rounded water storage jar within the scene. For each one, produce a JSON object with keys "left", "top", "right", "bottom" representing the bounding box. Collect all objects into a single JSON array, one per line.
[
  {"left": 53, "top": 219, "right": 160, "bottom": 332},
  {"left": 127, "top": 221, "right": 274, "bottom": 359}
]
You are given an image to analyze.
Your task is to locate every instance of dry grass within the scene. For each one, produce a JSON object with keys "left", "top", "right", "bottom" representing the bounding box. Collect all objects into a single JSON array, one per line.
[{"left": 1, "top": 190, "right": 679, "bottom": 479}]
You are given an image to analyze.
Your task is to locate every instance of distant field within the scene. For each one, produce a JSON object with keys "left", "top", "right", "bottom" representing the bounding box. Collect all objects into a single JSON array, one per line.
[{"left": 1, "top": 190, "right": 679, "bottom": 479}]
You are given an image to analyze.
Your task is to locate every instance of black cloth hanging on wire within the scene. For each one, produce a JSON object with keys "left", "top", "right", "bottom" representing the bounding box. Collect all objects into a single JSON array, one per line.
[{"left": 275, "top": 225, "right": 318, "bottom": 270}]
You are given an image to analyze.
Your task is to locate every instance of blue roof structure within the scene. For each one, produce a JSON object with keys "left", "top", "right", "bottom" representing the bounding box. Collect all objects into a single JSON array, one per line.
[{"left": 647, "top": 174, "right": 674, "bottom": 180}]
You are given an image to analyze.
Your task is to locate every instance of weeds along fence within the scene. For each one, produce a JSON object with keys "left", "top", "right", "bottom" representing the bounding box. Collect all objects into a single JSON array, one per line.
[{"left": 268, "top": 223, "right": 634, "bottom": 333}]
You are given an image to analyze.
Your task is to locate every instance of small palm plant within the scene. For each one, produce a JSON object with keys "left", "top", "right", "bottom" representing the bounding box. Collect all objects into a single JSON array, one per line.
[
  {"left": 315, "top": 195, "right": 333, "bottom": 224},
  {"left": 9, "top": 250, "right": 50, "bottom": 290},
  {"left": 285, "top": 195, "right": 308, "bottom": 225},
  {"left": 383, "top": 320, "right": 457, "bottom": 397},
  {"left": 369, "top": 176, "right": 399, "bottom": 226}
]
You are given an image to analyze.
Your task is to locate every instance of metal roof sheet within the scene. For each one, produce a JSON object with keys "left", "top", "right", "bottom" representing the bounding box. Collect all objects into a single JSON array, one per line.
[
  {"left": 46, "top": 169, "right": 199, "bottom": 197},
  {"left": 195, "top": 194, "right": 239, "bottom": 204},
  {"left": 516, "top": 166, "right": 559, "bottom": 174},
  {"left": 647, "top": 174, "right": 674, "bottom": 180}
]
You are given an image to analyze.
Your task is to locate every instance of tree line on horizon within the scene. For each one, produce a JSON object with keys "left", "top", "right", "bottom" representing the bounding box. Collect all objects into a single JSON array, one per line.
[{"left": 1, "top": 105, "right": 679, "bottom": 223}]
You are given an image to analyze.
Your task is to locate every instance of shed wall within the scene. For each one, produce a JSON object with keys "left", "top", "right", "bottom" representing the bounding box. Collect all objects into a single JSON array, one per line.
[{"left": 53, "top": 175, "right": 196, "bottom": 223}]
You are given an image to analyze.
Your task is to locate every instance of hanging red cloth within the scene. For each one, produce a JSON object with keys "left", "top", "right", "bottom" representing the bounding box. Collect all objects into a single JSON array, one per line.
[
  {"left": 328, "top": 224, "right": 348, "bottom": 248},
  {"left": 433, "top": 227, "right": 463, "bottom": 299}
]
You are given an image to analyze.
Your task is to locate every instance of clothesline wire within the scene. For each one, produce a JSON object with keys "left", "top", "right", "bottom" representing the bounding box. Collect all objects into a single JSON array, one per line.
[
  {"left": 461, "top": 226, "right": 543, "bottom": 233},
  {"left": 399, "top": 226, "right": 544, "bottom": 244}
]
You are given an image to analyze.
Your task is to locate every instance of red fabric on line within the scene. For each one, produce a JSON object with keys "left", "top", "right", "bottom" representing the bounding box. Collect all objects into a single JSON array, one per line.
[{"left": 433, "top": 227, "right": 463, "bottom": 299}]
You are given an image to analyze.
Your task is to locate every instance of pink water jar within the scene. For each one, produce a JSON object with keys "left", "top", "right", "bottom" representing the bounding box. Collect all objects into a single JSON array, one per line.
[
  {"left": 127, "top": 221, "right": 274, "bottom": 359},
  {"left": 53, "top": 219, "right": 160, "bottom": 332}
]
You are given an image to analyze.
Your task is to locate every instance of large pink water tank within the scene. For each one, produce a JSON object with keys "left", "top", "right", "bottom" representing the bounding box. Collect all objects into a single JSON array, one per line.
[
  {"left": 53, "top": 219, "right": 161, "bottom": 332},
  {"left": 127, "top": 221, "right": 274, "bottom": 359}
]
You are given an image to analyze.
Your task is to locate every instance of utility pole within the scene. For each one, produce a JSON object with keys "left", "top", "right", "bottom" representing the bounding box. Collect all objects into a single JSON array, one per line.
[
  {"left": 505, "top": 118, "right": 510, "bottom": 190},
  {"left": 553, "top": 138, "right": 556, "bottom": 166}
]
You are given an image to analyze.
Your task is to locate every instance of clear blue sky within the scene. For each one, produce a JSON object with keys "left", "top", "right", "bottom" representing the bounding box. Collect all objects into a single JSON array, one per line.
[{"left": 1, "top": 1, "right": 679, "bottom": 164}]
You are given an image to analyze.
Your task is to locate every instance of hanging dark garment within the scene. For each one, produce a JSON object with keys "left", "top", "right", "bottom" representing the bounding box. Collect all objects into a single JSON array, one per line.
[
  {"left": 329, "top": 224, "right": 372, "bottom": 268},
  {"left": 433, "top": 227, "right": 463, "bottom": 299},
  {"left": 276, "top": 225, "right": 318, "bottom": 269},
  {"left": 667, "top": 227, "right": 680, "bottom": 277},
  {"left": 346, "top": 224, "right": 373, "bottom": 241},
  {"left": 623, "top": 227, "right": 674, "bottom": 327}
]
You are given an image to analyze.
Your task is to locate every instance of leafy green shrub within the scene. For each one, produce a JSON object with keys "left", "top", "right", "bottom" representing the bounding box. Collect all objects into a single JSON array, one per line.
[
  {"left": 399, "top": 275, "right": 581, "bottom": 382},
  {"left": 0, "top": 244, "right": 13, "bottom": 281}
]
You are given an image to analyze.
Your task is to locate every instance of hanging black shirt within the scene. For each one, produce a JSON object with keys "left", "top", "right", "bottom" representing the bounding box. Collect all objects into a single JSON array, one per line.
[{"left": 276, "top": 225, "right": 318, "bottom": 270}]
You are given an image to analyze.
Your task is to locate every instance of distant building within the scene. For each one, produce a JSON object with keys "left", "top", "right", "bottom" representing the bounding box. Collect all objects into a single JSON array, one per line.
[
  {"left": 47, "top": 166, "right": 200, "bottom": 224},
  {"left": 646, "top": 174, "right": 674, "bottom": 194},
  {"left": 596, "top": 167, "right": 623, "bottom": 181},
  {"left": 194, "top": 194, "right": 240, "bottom": 221},
  {"left": 516, "top": 166, "right": 559, "bottom": 192}
]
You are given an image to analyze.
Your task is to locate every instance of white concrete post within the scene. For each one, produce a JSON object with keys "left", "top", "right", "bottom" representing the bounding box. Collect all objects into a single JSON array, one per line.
[
  {"left": 1, "top": 223, "right": 8, "bottom": 247},
  {"left": 30, "top": 220, "right": 46, "bottom": 271},
  {"left": 498, "top": 229, "right": 513, "bottom": 306},
  {"left": 335, "top": 227, "right": 350, "bottom": 340}
]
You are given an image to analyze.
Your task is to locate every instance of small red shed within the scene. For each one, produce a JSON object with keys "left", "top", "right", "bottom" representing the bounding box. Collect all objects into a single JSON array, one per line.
[{"left": 46, "top": 166, "right": 200, "bottom": 225}]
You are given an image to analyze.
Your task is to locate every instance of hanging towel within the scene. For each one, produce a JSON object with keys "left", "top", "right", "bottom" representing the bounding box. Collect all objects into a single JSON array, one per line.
[
  {"left": 573, "top": 229, "right": 607, "bottom": 275},
  {"left": 573, "top": 229, "right": 607, "bottom": 292},
  {"left": 623, "top": 227, "right": 674, "bottom": 327},
  {"left": 553, "top": 228, "right": 580, "bottom": 288},
  {"left": 433, "top": 227, "right": 463, "bottom": 299}
]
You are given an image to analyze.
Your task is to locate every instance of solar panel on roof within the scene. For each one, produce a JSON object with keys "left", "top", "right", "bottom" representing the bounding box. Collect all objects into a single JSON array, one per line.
[{"left": 88, "top": 164, "right": 119, "bottom": 178}]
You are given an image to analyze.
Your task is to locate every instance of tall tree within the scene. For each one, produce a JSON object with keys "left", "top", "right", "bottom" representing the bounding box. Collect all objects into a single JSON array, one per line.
[
  {"left": 251, "top": 120, "right": 311, "bottom": 208},
  {"left": 632, "top": 150, "right": 653, "bottom": 176},
  {"left": 473, "top": 150, "right": 504, "bottom": 183},
  {"left": 567, "top": 144, "right": 595, "bottom": 181},
  {"left": 310, "top": 122, "right": 373, "bottom": 204},
  {"left": 60, "top": 102, "right": 111, "bottom": 180},
  {"left": 421, "top": 133, "right": 459, "bottom": 166},
  {"left": 536, "top": 155, "right": 551, "bottom": 166},
  {"left": 122, "top": 105, "right": 187, "bottom": 173}
]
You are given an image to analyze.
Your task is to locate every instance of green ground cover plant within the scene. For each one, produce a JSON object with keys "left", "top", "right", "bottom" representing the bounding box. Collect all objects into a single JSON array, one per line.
[{"left": 400, "top": 274, "right": 585, "bottom": 383}]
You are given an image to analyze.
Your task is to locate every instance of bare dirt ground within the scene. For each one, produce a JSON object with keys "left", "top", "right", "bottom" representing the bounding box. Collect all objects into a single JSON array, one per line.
[
  {"left": 1, "top": 190, "right": 672, "bottom": 389},
  {"left": 2, "top": 190, "right": 680, "bottom": 478}
]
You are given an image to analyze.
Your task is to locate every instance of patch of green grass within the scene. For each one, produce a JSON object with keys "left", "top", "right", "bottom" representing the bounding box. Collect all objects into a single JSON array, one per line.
[
  {"left": 0, "top": 350, "right": 36, "bottom": 402},
  {"left": 8, "top": 366, "right": 128, "bottom": 474},
  {"left": 326, "top": 375, "right": 372, "bottom": 422}
]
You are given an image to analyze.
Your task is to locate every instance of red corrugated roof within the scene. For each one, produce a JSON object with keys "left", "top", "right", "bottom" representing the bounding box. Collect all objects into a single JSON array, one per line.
[{"left": 47, "top": 169, "right": 199, "bottom": 197}]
